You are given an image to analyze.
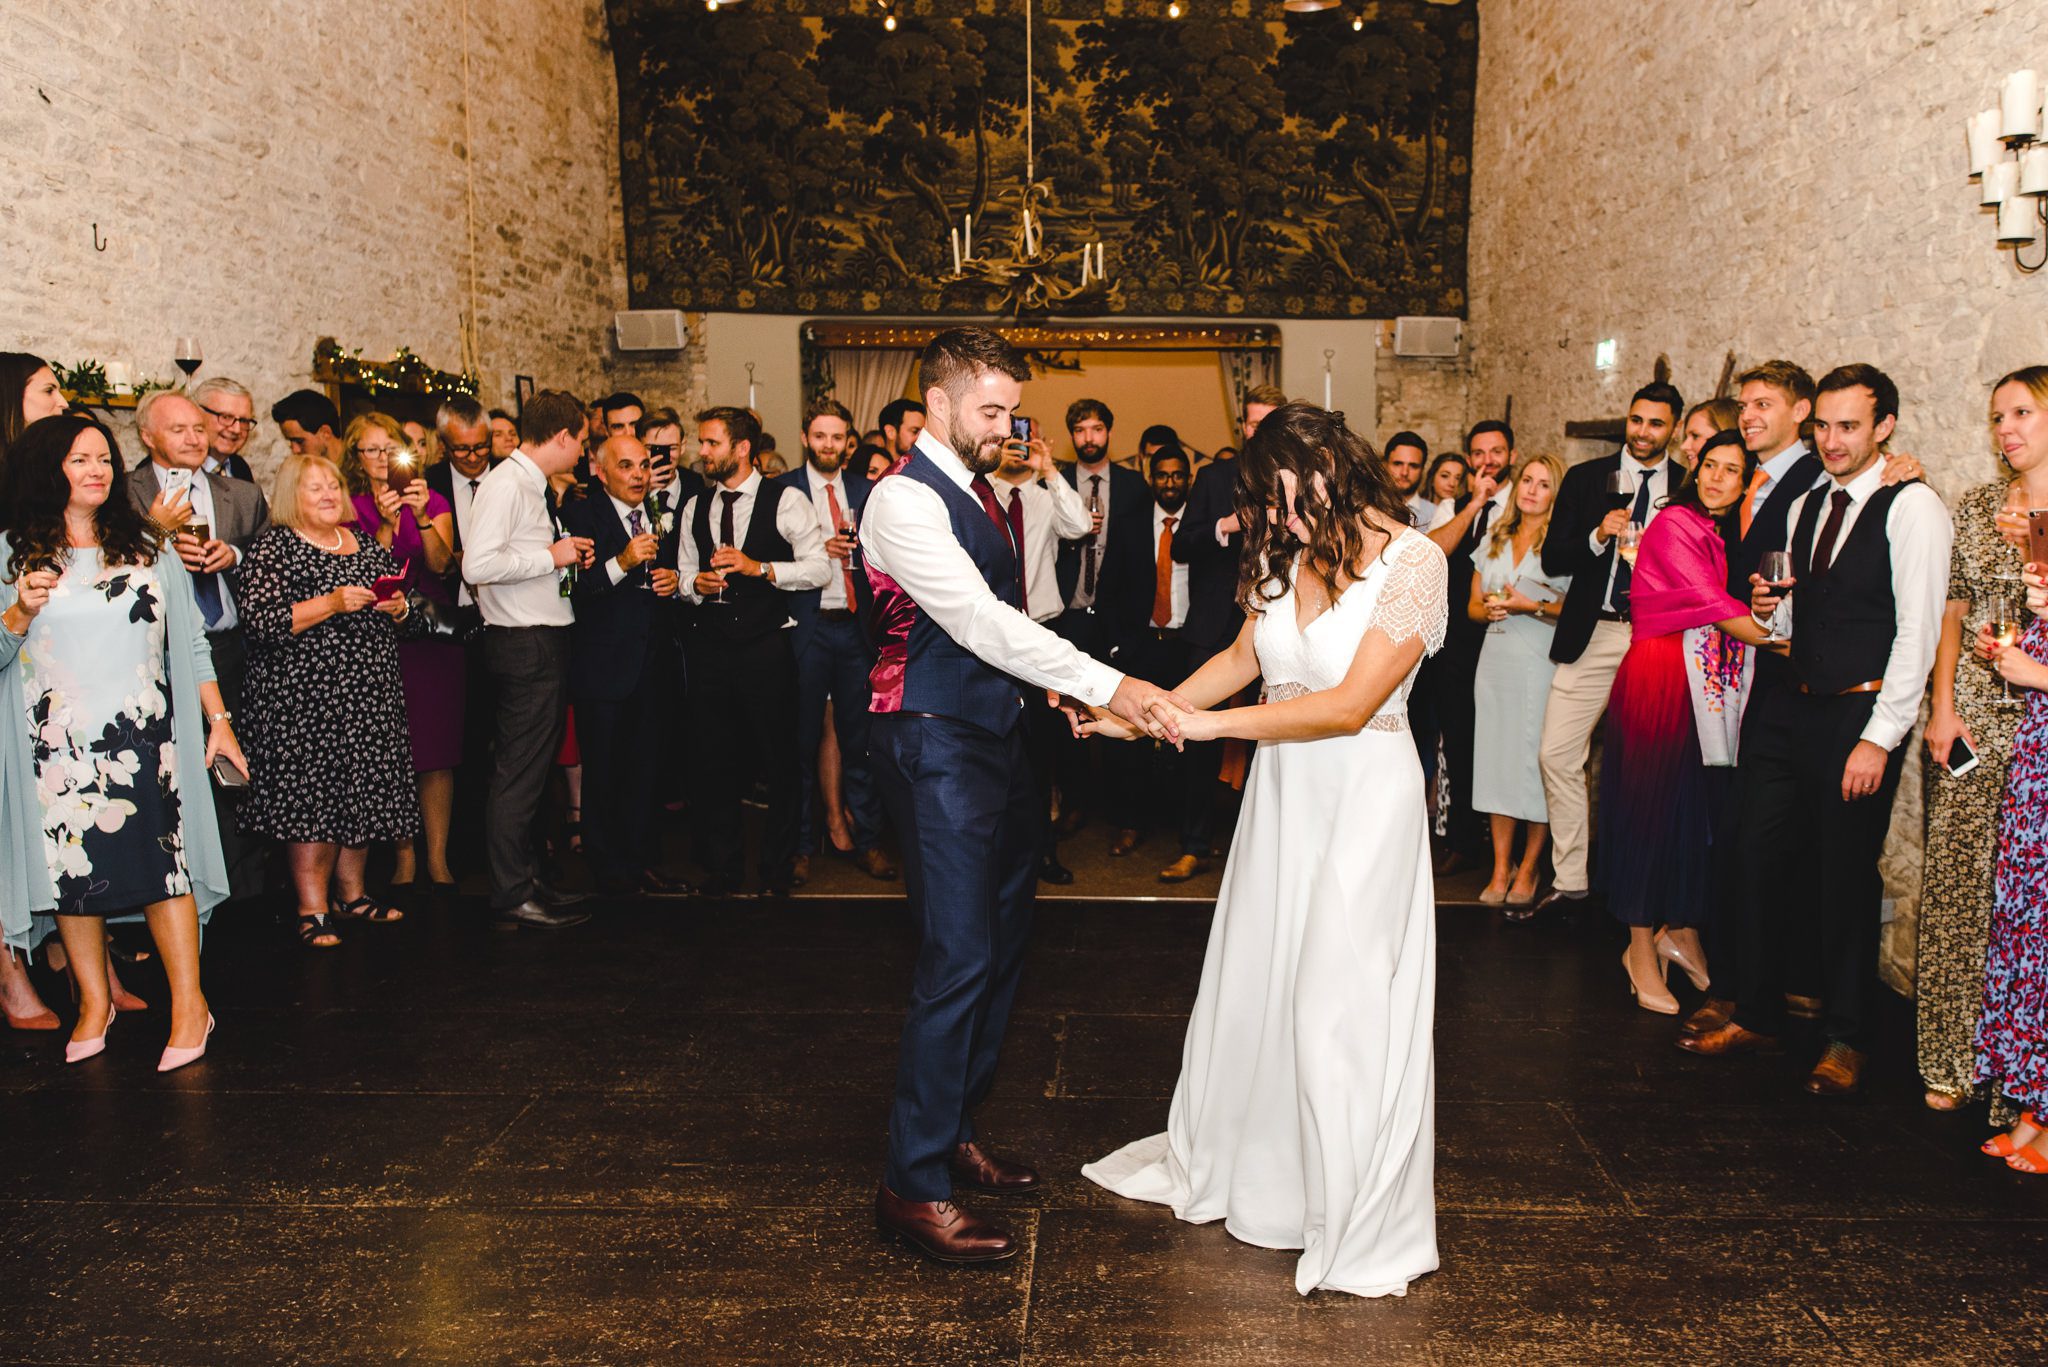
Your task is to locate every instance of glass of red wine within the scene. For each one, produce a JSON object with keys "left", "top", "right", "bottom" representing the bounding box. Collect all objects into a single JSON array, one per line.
[{"left": 173, "top": 338, "right": 202, "bottom": 376}]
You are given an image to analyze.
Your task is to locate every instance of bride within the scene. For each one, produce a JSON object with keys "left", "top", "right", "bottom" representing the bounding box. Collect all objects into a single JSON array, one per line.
[{"left": 1078, "top": 401, "right": 1447, "bottom": 1298}]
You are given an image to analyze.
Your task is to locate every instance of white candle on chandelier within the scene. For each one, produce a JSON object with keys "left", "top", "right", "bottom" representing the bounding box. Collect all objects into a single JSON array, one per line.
[
  {"left": 1998, "top": 189, "right": 2039, "bottom": 243},
  {"left": 1079, "top": 246, "right": 1091, "bottom": 287},
  {"left": 951, "top": 226, "right": 962, "bottom": 274},
  {"left": 964, "top": 214, "right": 973, "bottom": 260},
  {"left": 1970, "top": 108, "right": 2004, "bottom": 177},
  {"left": 2023, "top": 142, "right": 2048, "bottom": 195},
  {"left": 1095, "top": 242, "right": 1106, "bottom": 280},
  {"left": 2002, "top": 69, "right": 2041, "bottom": 140}
]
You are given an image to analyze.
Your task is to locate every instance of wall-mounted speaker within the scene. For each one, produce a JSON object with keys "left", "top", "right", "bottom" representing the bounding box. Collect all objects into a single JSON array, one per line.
[
  {"left": 616, "top": 309, "right": 688, "bottom": 352},
  {"left": 1393, "top": 315, "right": 1462, "bottom": 359}
]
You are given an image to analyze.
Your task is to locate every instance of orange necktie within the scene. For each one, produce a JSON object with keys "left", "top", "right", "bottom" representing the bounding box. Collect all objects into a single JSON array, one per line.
[
  {"left": 824, "top": 480, "right": 858, "bottom": 607},
  {"left": 1739, "top": 468, "right": 1769, "bottom": 537},
  {"left": 1152, "top": 515, "right": 1177, "bottom": 627}
]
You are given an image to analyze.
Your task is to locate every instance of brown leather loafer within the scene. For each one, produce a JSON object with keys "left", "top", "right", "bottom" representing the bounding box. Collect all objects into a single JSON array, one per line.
[
  {"left": 875, "top": 1184, "right": 1018, "bottom": 1263},
  {"left": 1803, "top": 1042, "right": 1866, "bottom": 1097},
  {"left": 856, "top": 847, "right": 898, "bottom": 880},
  {"left": 1109, "top": 828, "right": 1142, "bottom": 857},
  {"left": 1675, "top": 1021, "right": 1783, "bottom": 1057},
  {"left": 1157, "top": 854, "right": 1210, "bottom": 883},
  {"left": 950, "top": 1140, "right": 1041, "bottom": 1192},
  {"left": 1785, "top": 993, "right": 1824, "bottom": 1020},
  {"left": 1680, "top": 997, "right": 1736, "bottom": 1038},
  {"left": 789, "top": 855, "right": 810, "bottom": 888}
]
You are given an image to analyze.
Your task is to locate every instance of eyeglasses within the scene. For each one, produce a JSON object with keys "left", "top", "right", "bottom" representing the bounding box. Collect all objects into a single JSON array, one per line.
[
  {"left": 444, "top": 441, "right": 492, "bottom": 457},
  {"left": 357, "top": 444, "right": 402, "bottom": 460},
  {"left": 201, "top": 405, "right": 257, "bottom": 431}
]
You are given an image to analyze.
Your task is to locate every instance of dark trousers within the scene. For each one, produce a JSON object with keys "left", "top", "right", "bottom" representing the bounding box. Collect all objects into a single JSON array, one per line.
[
  {"left": 1434, "top": 625, "right": 1486, "bottom": 852},
  {"left": 1050, "top": 606, "right": 1115, "bottom": 817},
  {"left": 1024, "top": 692, "right": 1066, "bottom": 863},
  {"left": 1113, "top": 631, "right": 1212, "bottom": 857},
  {"left": 482, "top": 626, "right": 570, "bottom": 909},
  {"left": 685, "top": 628, "right": 799, "bottom": 885},
  {"left": 204, "top": 628, "right": 268, "bottom": 900},
  {"left": 874, "top": 713, "right": 1038, "bottom": 1201},
  {"left": 574, "top": 646, "right": 671, "bottom": 880},
  {"left": 1733, "top": 687, "right": 1905, "bottom": 1047},
  {"left": 450, "top": 635, "right": 498, "bottom": 870},
  {"left": 794, "top": 615, "right": 883, "bottom": 853}
]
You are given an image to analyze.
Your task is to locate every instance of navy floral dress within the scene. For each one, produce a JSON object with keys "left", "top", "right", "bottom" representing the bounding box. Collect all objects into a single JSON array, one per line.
[
  {"left": 1976, "top": 614, "right": 2048, "bottom": 1113},
  {"left": 20, "top": 550, "right": 191, "bottom": 916}
]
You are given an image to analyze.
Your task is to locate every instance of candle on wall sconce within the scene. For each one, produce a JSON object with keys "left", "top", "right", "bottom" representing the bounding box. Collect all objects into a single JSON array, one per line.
[
  {"left": 2002, "top": 69, "right": 2041, "bottom": 140},
  {"left": 1969, "top": 108, "right": 2003, "bottom": 176},
  {"left": 105, "top": 361, "right": 133, "bottom": 395},
  {"left": 745, "top": 361, "right": 757, "bottom": 411},
  {"left": 1998, "top": 192, "right": 2040, "bottom": 243},
  {"left": 1322, "top": 349, "right": 1335, "bottom": 410},
  {"left": 2021, "top": 143, "right": 2048, "bottom": 195},
  {"left": 1984, "top": 158, "right": 2020, "bottom": 207}
]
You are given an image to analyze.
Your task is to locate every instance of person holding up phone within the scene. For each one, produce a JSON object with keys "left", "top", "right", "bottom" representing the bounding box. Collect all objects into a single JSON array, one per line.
[{"left": 1916, "top": 365, "right": 2048, "bottom": 1115}]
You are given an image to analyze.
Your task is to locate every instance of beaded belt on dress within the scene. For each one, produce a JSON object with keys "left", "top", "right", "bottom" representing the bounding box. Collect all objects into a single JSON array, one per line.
[{"left": 1261, "top": 680, "right": 1409, "bottom": 732}]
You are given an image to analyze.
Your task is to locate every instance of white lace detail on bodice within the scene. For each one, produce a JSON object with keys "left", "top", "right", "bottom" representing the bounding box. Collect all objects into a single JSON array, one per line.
[{"left": 1253, "top": 530, "right": 1449, "bottom": 728}]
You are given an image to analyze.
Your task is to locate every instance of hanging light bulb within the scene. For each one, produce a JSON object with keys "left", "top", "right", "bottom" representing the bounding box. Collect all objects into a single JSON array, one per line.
[
  {"left": 1167, "top": 0, "right": 1181, "bottom": 15},
  {"left": 884, "top": 11, "right": 896, "bottom": 28},
  {"left": 1351, "top": 11, "right": 1364, "bottom": 28},
  {"left": 706, "top": 0, "right": 718, "bottom": 9}
]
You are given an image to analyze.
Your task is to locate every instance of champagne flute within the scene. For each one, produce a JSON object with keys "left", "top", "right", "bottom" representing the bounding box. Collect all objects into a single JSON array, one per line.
[
  {"left": 1757, "top": 550, "right": 1794, "bottom": 643},
  {"left": 713, "top": 543, "right": 736, "bottom": 605},
  {"left": 1987, "top": 581, "right": 2022, "bottom": 706},
  {"left": 1484, "top": 576, "right": 1511, "bottom": 635}
]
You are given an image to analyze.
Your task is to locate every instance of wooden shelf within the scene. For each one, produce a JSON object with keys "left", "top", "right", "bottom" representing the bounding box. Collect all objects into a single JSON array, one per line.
[{"left": 62, "top": 390, "right": 140, "bottom": 410}]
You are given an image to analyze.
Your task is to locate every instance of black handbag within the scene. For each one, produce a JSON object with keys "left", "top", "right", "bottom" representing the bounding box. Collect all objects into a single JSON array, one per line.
[{"left": 405, "top": 590, "right": 483, "bottom": 642}]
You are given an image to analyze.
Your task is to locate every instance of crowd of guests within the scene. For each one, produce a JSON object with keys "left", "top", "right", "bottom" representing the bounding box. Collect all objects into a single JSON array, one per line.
[{"left": 1, "top": 346, "right": 2046, "bottom": 1173}]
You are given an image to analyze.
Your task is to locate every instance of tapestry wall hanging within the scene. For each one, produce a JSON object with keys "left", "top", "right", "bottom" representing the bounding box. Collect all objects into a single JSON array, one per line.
[{"left": 608, "top": 0, "right": 1476, "bottom": 319}]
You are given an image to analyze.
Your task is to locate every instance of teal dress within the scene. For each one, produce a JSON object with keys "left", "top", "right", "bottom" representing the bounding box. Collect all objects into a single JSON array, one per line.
[
  {"left": 1470, "top": 537, "right": 1571, "bottom": 822},
  {"left": 0, "top": 535, "right": 229, "bottom": 953}
]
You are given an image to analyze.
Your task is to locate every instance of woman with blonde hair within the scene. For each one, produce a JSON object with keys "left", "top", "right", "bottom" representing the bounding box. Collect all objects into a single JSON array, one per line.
[
  {"left": 1467, "top": 453, "right": 1571, "bottom": 905},
  {"left": 1678, "top": 396, "right": 1742, "bottom": 468}
]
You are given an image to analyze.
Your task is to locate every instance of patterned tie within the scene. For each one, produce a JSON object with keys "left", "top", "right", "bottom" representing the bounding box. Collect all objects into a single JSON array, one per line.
[
  {"left": 1083, "top": 474, "right": 1104, "bottom": 597},
  {"left": 1811, "top": 489, "right": 1853, "bottom": 576},
  {"left": 1738, "top": 468, "right": 1768, "bottom": 538},
  {"left": 1152, "top": 515, "right": 1176, "bottom": 627},
  {"left": 1610, "top": 471, "right": 1656, "bottom": 616},
  {"left": 628, "top": 507, "right": 645, "bottom": 536},
  {"left": 1005, "top": 486, "right": 1027, "bottom": 609},
  {"left": 824, "top": 480, "right": 859, "bottom": 608}
]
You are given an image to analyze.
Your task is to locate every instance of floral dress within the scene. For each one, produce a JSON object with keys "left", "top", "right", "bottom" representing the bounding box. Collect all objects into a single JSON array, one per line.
[
  {"left": 20, "top": 549, "right": 190, "bottom": 915},
  {"left": 1974, "top": 615, "right": 2048, "bottom": 1114}
]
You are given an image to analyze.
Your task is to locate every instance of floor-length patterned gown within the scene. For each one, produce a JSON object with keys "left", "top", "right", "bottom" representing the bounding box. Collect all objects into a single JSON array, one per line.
[{"left": 1085, "top": 528, "right": 1447, "bottom": 1298}]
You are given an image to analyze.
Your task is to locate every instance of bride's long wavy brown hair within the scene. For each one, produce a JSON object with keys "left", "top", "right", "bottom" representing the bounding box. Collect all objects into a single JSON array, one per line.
[{"left": 1234, "top": 401, "right": 1413, "bottom": 614}]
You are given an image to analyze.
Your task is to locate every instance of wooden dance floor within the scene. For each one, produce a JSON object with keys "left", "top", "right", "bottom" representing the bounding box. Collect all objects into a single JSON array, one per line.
[{"left": 5, "top": 893, "right": 2045, "bottom": 1363}]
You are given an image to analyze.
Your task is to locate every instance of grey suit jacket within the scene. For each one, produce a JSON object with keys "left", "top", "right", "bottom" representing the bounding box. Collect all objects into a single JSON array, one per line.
[{"left": 127, "top": 461, "right": 271, "bottom": 554}]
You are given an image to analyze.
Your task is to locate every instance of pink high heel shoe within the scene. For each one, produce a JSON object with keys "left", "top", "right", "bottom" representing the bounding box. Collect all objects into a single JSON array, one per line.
[
  {"left": 65, "top": 1002, "right": 116, "bottom": 1064},
  {"left": 1654, "top": 930, "right": 1712, "bottom": 992},
  {"left": 157, "top": 1013, "right": 215, "bottom": 1073}
]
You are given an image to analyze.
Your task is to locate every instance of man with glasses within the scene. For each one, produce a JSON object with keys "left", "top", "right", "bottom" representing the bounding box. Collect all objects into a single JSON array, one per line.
[
  {"left": 424, "top": 395, "right": 499, "bottom": 604},
  {"left": 191, "top": 376, "right": 259, "bottom": 482},
  {"left": 425, "top": 395, "right": 500, "bottom": 875}
]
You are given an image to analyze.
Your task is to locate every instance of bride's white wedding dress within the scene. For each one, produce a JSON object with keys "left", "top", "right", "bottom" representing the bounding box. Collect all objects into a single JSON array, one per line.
[{"left": 1084, "top": 528, "right": 1447, "bottom": 1298}]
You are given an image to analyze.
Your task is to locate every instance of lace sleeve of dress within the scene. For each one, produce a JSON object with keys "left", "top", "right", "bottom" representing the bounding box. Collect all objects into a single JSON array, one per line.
[{"left": 1366, "top": 533, "right": 1449, "bottom": 656}]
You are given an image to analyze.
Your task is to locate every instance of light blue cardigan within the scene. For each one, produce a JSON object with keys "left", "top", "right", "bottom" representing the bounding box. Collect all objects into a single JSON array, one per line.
[{"left": 0, "top": 533, "right": 231, "bottom": 953}]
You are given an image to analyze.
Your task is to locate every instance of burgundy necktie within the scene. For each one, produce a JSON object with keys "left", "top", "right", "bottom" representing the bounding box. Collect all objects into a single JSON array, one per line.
[
  {"left": 1811, "top": 489, "right": 1852, "bottom": 576},
  {"left": 1005, "top": 485, "right": 1027, "bottom": 607}
]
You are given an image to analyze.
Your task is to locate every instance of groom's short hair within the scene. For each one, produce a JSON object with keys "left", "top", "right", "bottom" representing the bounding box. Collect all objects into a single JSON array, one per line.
[{"left": 919, "top": 327, "right": 1031, "bottom": 407}]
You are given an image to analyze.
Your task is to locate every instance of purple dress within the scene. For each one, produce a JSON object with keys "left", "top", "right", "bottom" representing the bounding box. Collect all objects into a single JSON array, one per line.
[
  {"left": 1975, "top": 616, "right": 2048, "bottom": 1113},
  {"left": 352, "top": 492, "right": 466, "bottom": 773}
]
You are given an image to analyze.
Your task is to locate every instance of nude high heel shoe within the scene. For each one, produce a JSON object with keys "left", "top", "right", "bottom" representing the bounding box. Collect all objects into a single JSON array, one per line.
[
  {"left": 1654, "top": 931, "right": 1711, "bottom": 993},
  {"left": 65, "top": 1002, "right": 115, "bottom": 1064},
  {"left": 157, "top": 1013, "right": 215, "bottom": 1073},
  {"left": 1622, "top": 950, "right": 1679, "bottom": 1016}
]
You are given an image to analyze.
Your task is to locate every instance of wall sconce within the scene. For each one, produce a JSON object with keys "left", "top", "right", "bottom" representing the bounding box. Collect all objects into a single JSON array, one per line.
[{"left": 1970, "top": 68, "right": 2048, "bottom": 273}]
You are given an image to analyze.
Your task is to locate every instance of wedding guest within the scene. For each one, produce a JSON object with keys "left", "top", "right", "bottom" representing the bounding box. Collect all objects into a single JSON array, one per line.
[
  {"left": 1678, "top": 396, "right": 1741, "bottom": 468},
  {"left": 1467, "top": 453, "right": 1569, "bottom": 906},
  {"left": 560, "top": 435, "right": 692, "bottom": 898},
  {"left": 424, "top": 397, "right": 497, "bottom": 868},
  {"left": 859, "top": 443, "right": 894, "bottom": 482},
  {"left": 1, "top": 414, "right": 242, "bottom": 1068},
  {"left": 1684, "top": 365, "right": 1951, "bottom": 1098},
  {"left": 677, "top": 404, "right": 830, "bottom": 896},
  {"left": 1384, "top": 431, "right": 1432, "bottom": 526},
  {"left": 463, "top": 390, "right": 596, "bottom": 929},
  {"left": 237, "top": 453, "right": 423, "bottom": 946},
  {"left": 779, "top": 398, "right": 894, "bottom": 884},
  {"left": 1919, "top": 366, "right": 2048, "bottom": 1111},
  {"left": 342, "top": 414, "right": 463, "bottom": 892},
  {"left": 190, "top": 376, "right": 259, "bottom": 482},
  {"left": 0, "top": 352, "right": 69, "bottom": 527},
  {"left": 272, "top": 389, "right": 344, "bottom": 463},
  {"left": 1533, "top": 383, "right": 1683, "bottom": 920},
  {"left": 1423, "top": 452, "right": 1467, "bottom": 509},
  {"left": 488, "top": 409, "right": 521, "bottom": 460},
  {"left": 636, "top": 406, "right": 694, "bottom": 520},
  {"left": 635, "top": 405, "right": 694, "bottom": 809},
  {"left": 878, "top": 399, "right": 925, "bottom": 461},
  {"left": 547, "top": 459, "right": 589, "bottom": 858},
  {"left": 1599, "top": 430, "right": 1774, "bottom": 1013},
  {"left": 600, "top": 392, "right": 645, "bottom": 440}
]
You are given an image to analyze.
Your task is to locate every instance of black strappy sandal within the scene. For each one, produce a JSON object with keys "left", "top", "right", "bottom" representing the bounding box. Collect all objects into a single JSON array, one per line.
[
  {"left": 332, "top": 895, "right": 405, "bottom": 925},
  {"left": 298, "top": 913, "right": 341, "bottom": 948}
]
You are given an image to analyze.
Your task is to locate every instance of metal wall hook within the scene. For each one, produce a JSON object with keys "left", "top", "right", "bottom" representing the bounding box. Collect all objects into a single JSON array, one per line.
[{"left": 91, "top": 223, "right": 108, "bottom": 252}]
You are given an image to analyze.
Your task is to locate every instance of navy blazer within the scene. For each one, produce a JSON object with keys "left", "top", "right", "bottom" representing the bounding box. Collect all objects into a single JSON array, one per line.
[
  {"left": 560, "top": 492, "right": 681, "bottom": 702},
  {"left": 773, "top": 463, "right": 874, "bottom": 656},
  {"left": 1173, "top": 456, "right": 1244, "bottom": 654},
  {"left": 1054, "top": 461, "right": 1155, "bottom": 638}
]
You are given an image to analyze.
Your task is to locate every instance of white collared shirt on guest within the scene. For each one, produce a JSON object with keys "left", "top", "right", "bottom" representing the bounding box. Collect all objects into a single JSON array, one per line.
[
  {"left": 994, "top": 469, "right": 1093, "bottom": 621},
  {"left": 446, "top": 465, "right": 490, "bottom": 605},
  {"left": 1775, "top": 459, "right": 1953, "bottom": 752},
  {"left": 153, "top": 462, "right": 240, "bottom": 631},
  {"left": 1068, "top": 459, "right": 1116, "bottom": 610},
  {"left": 800, "top": 464, "right": 857, "bottom": 612},
  {"left": 463, "top": 448, "right": 574, "bottom": 629},
  {"left": 675, "top": 467, "right": 831, "bottom": 607},
  {"left": 1427, "top": 482, "right": 1511, "bottom": 538},
  {"left": 1404, "top": 492, "right": 1438, "bottom": 528},
  {"left": 1589, "top": 455, "right": 1673, "bottom": 612},
  {"left": 1151, "top": 502, "right": 1190, "bottom": 630},
  {"left": 863, "top": 431, "right": 1121, "bottom": 707},
  {"left": 1753, "top": 439, "right": 1821, "bottom": 510}
]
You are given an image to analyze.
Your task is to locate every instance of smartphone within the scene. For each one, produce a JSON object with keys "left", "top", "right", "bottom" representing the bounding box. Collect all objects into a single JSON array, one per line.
[
  {"left": 1944, "top": 734, "right": 1980, "bottom": 779},
  {"left": 1010, "top": 416, "right": 1033, "bottom": 444},
  {"left": 386, "top": 448, "right": 420, "bottom": 495},
  {"left": 2029, "top": 508, "right": 2048, "bottom": 572},
  {"left": 371, "top": 574, "right": 408, "bottom": 603}
]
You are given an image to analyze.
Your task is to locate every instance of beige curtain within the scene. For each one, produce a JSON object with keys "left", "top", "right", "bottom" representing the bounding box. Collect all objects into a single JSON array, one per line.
[{"left": 826, "top": 349, "right": 918, "bottom": 432}]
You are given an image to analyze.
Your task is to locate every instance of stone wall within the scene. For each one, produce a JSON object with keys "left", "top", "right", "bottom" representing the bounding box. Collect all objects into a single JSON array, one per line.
[{"left": 1, "top": 0, "right": 683, "bottom": 477}]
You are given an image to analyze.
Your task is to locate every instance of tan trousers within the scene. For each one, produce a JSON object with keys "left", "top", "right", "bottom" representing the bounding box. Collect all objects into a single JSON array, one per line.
[{"left": 1537, "top": 619, "right": 1633, "bottom": 893}]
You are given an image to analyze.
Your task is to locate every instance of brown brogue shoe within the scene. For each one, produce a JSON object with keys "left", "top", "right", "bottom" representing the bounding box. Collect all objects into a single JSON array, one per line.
[
  {"left": 1680, "top": 997, "right": 1736, "bottom": 1038},
  {"left": 1157, "top": 854, "right": 1210, "bottom": 883},
  {"left": 856, "top": 847, "right": 899, "bottom": 880},
  {"left": 950, "top": 1141, "right": 1041, "bottom": 1192},
  {"left": 1803, "top": 1042, "right": 1866, "bottom": 1097},
  {"left": 1784, "top": 993, "right": 1824, "bottom": 1021},
  {"left": 875, "top": 1184, "right": 1018, "bottom": 1263},
  {"left": 1109, "top": 828, "right": 1142, "bottom": 857},
  {"left": 1675, "top": 1021, "right": 1783, "bottom": 1057}
]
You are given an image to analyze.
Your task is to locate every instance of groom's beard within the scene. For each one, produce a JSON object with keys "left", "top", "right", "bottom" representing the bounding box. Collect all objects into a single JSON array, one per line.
[{"left": 952, "top": 429, "right": 1006, "bottom": 475}]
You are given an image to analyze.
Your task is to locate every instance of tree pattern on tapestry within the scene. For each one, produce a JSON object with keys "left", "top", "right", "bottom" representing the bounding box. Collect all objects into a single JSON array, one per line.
[{"left": 608, "top": 0, "right": 1475, "bottom": 319}]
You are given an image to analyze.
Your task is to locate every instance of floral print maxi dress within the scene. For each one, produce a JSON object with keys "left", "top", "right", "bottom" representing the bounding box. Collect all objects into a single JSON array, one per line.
[
  {"left": 1975, "top": 615, "right": 2048, "bottom": 1116},
  {"left": 20, "top": 549, "right": 190, "bottom": 915}
]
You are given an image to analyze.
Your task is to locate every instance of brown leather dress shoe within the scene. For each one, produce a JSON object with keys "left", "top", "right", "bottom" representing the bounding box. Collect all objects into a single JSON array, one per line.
[
  {"left": 950, "top": 1141, "right": 1041, "bottom": 1192},
  {"left": 1803, "top": 1042, "right": 1866, "bottom": 1097},
  {"left": 1680, "top": 997, "right": 1736, "bottom": 1038},
  {"left": 1675, "top": 1021, "right": 1783, "bottom": 1057},
  {"left": 875, "top": 1184, "right": 1018, "bottom": 1263},
  {"left": 855, "top": 847, "right": 898, "bottom": 880},
  {"left": 1109, "top": 829, "right": 1142, "bottom": 857},
  {"left": 1785, "top": 993, "right": 1824, "bottom": 1020},
  {"left": 1157, "top": 854, "right": 1210, "bottom": 883},
  {"left": 789, "top": 855, "right": 811, "bottom": 887}
]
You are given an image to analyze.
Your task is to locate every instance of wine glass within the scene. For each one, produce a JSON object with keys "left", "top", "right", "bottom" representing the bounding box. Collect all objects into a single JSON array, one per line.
[
  {"left": 1757, "top": 550, "right": 1794, "bottom": 643},
  {"left": 1606, "top": 469, "right": 1631, "bottom": 508},
  {"left": 713, "top": 543, "right": 736, "bottom": 604},
  {"left": 1484, "top": 576, "right": 1511, "bottom": 635},
  {"left": 173, "top": 337, "right": 202, "bottom": 376},
  {"left": 1615, "top": 523, "right": 1643, "bottom": 568},
  {"left": 1986, "top": 580, "right": 2023, "bottom": 707}
]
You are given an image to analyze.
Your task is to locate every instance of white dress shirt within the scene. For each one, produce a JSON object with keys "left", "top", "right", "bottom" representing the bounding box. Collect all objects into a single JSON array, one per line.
[
  {"left": 1404, "top": 493, "right": 1438, "bottom": 529},
  {"left": 995, "top": 471, "right": 1093, "bottom": 621},
  {"left": 800, "top": 465, "right": 859, "bottom": 612},
  {"left": 463, "top": 449, "right": 574, "bottom": 629},
  {"left": 1150, "top": 502, "right": 1191, "bottom": 630},
  {"left": 864, "top": 432, "right": 1122, "bottom": 708},
  {"left": 447, "top": 467, "right": 488, "bottom": 605},
  {"left": 1777, "top": 461, "right": 1953, "bottom": 751},
  {"left": 1590, "top": 456, "right": 1673, "bottom": 612},
  {"left": 154, "top": 462, "right": 241, "bottom": 630},
  {"left": 676, "top": 468, "right": 830, "bottom": 607},
  {"left": 1753, "top": 439, "right": 1819, "bottom": 511},
  {"left": 1068, "top": 459, "right": 1115, "bottom": 610},
  {"left": 1428, "top": 483, "right": 1511, "bottom": 538}
]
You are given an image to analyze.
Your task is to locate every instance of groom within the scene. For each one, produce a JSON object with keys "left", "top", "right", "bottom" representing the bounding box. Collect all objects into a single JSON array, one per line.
[{"left": 861, "top": 326, "right": 1185, "bottom": 1263}]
